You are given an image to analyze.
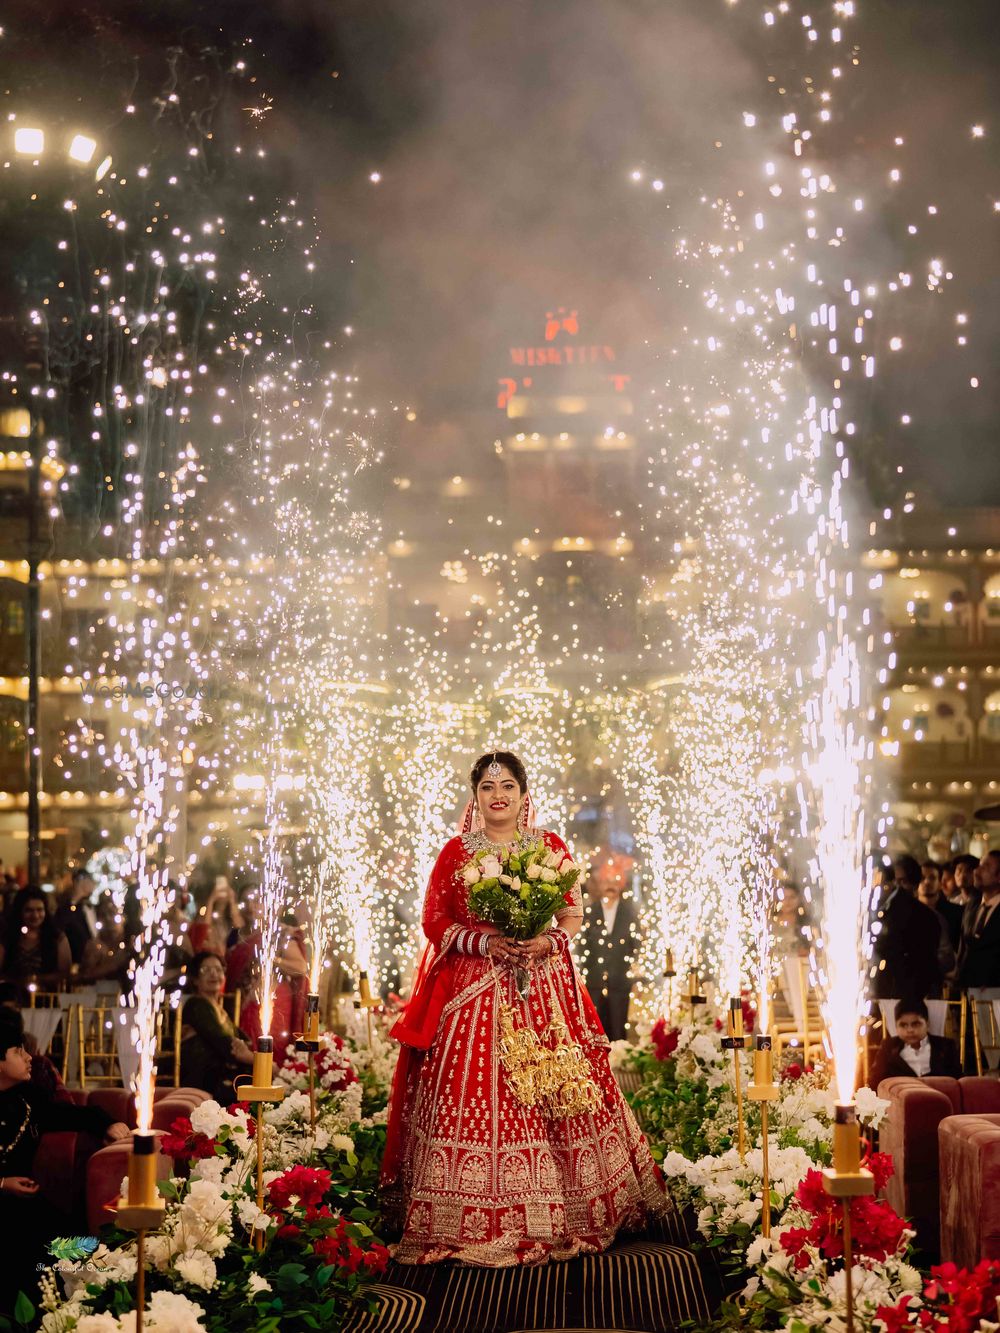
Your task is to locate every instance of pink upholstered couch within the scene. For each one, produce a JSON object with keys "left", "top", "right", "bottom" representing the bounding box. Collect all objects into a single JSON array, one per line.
[
  {"left": 33, "top": 1086, "right": 210, "bottom": 1234},
  {"left": 939, "top": 1112, "right": 1000, "bottom": 1268},
  {"left": 877, "top": 1075, "right": 1000, "bottom": 1257}
]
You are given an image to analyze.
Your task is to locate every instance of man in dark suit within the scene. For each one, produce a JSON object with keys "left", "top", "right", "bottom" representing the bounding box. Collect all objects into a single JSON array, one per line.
[
  {"left": 870, "top": 855, "right": 944, "bottom": 1000},
  {"left": 869, "top": 998, "right": 961, "bottom": 1087},
  {"left": 579, "top": 854, "right": 640, "bottom": 1041},
  {"left": 919, "top": 861, "right": 964, "bottom": 955},
  {"left": 957, "top": 850, "right": 1000, "bottom": 990},
  {"left": 54, "top": 869, "right": 97, "bottom": 966}
]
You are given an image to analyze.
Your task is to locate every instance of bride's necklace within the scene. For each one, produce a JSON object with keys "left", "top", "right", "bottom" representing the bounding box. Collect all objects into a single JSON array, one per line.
[{"left": 462, "top": 828, "right": 532, "bottom": 856}]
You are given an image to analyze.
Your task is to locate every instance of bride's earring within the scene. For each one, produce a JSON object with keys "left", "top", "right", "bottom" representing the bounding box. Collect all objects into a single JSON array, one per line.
[
  {"left": 516, "top": 799, "right": 526, "bottom": 834},
  {"left": 472, "top": 800, "right": 481, "bottom": 833}
]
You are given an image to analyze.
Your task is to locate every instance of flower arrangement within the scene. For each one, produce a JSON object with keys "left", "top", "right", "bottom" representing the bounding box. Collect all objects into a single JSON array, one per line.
[
  {"left": 32, "top": 1086, "right": 388, "bottom": 1333},
  {"left": 275, "top": 1031, "right": 359, "bottom": 1096},
  {"left": 464, "top": 838, "right": 580, "bottom": 938}
]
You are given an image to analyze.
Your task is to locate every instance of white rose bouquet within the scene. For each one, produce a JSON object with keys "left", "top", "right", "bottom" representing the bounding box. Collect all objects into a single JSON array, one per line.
[{"left": 464, "top": 838, "right": 580, "bottom": 939}]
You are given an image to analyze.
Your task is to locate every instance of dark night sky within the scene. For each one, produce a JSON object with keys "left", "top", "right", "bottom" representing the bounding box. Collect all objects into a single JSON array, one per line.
[{"left": 5, "top": 0, "right": 1000, "bottom": 504}]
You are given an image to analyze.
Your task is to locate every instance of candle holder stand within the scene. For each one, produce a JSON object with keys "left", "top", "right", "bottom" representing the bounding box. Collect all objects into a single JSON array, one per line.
[
  {"left": 822, "top": 1102, "right": 874, "bottom": 1333},
  {"left": 683, "top": 967, "right": 706, "bottom": 1027},
  {"left": 720, "top": 997, "right": 747, "bottom": 1162},
  {"left": 237, "top": 1037, "right": 286, "bottom": 1252},
  {"left": 293, "top": 994, "right": 322, "bottom": 1130},
  {"left": 115, "top": 1132, "right": 167, "bottom": 1333},
  {"left": 663, "top": 948, "right": 676, "bottom": 1020},
  {"left": 356, "top": 969, "right": 379, "bottom": 1049},
  {"left": 747, "top": 1034, "right": 781, "bottom": 1235}
]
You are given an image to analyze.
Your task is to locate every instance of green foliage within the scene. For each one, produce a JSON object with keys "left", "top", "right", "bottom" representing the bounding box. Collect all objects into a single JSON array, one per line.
[{"left": 627, "top": 1066, "right": 733, "bottom": 1161}]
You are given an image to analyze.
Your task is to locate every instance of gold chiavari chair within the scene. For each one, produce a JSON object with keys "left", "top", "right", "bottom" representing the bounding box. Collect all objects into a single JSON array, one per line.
[
  {"left": 771, "top": 956, "right": 825, "bottom": 1064},
  {"left": 75, "top": 1003, "right": 122, "bottom": 1089},
  {"left": 968, "top": 992, "right": 1000, "bottom": 1075}
]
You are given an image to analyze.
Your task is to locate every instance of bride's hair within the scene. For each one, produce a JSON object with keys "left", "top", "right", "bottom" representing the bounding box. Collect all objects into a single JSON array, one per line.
[{"left": 470, "top": 751, "right": 528, "bottom": 794}]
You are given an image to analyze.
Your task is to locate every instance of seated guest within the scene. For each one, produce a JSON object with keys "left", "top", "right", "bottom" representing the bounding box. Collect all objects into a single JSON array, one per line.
[
  {"left": 0, "top": 1010, "right": 129, "bottom": 1314},
  {"left": 79, "top": 895, "right": 129, "bottom": 986},
  {"left": 869, "top": 997, "right": 961, "bottom": 1087},
  {"left": 0, "top": 982, "right": 72, "bottom": 1102},
  {"left": 54, "top": 868, "right": 98, "bottom": 966},
  {"left": 0, "top": 887, "right": 72, "bottom": 990},
  {"left": 189, "top": 877, "right": 245, "bottom": 957},
  {"left": 180, "top": 951, "right": 254, "bottom": 1102}
]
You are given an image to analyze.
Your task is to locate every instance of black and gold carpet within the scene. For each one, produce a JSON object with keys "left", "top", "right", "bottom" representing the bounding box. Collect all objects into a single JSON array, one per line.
[{"left": 343, "top": 1214, "right": 722, "bottom": 1333}]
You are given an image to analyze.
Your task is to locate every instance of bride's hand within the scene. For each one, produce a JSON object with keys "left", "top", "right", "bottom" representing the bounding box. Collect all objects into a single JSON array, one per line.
[
  {"left": 512, "top": 936, "right": 554, "bottom": 967},
  {"left": 486, "top": 936, "right": 519, "bottom": 966}
]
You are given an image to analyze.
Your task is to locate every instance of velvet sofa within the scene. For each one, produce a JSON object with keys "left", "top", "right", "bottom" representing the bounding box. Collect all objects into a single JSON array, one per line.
[
  {"left": 33, "top": 1086, "right": 210, "bottom": 1234},
  {"left": 939, "top": 1113, "right": 1000, "bottom": 1268},
  {"left": 877, "top": 1075, "right": 1000, "bottom": 1257}
]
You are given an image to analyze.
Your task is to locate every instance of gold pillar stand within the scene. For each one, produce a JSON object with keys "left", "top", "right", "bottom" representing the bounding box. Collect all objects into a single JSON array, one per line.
[
  {"left": 357, "top": 970, "right": 379, "bottom": 1049},
  {"left": 293, "top": 994, "right": 322, "bottom": 1131},
  {"left": 115, "top": 1133, "right": 167, "bottom": 1333},
  {"left": 237, "top": 1038, "right": 286, "bottom": 1252},
  {"left": 822, "top": 1103, "right": 875, "bottom": 1333},
  {"left": 721, "top": 997, "right": 747, "bottom": 1162},
  {"left": 747, "top": 1034, "right": 780, "bottom": 1236}
]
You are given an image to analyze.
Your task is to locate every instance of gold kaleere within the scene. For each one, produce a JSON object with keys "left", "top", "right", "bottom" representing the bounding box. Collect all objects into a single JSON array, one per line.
[{"left": 494, "top": 966, "right": 600, "bottom": 1119}]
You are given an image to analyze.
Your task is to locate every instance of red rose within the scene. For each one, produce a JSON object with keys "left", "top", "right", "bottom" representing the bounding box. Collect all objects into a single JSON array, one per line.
[
  {"left": 781, "top": 1062, "right": 803, "bottom": 1082},
  {"left": 267, "top": 1165, "right": 332, "bottom": 1213},
  {"left": 650, "top": 1017, "right": 679, "bottom": 1060},
  {"left": 160, "top": 1114, "right": 218, "bottom": 1162}
]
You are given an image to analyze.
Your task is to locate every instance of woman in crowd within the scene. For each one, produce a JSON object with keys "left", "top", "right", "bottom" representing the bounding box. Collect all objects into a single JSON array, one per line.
[
  {"left": 79, "top": 895, "right": 129, "bottom": 986},
  {"left": 0, "top": 1009, "right": 129, "bottom": 1314},
  {"left": 0, "top": 887, "right": 72, "bottom": 990},
  {"left": 179, "top": 950, "right": 254, "bottom": 1102},
  {"left": 189, "top": 877, "right": 244, "bottom": 956},
  {"left": 227, "top": 898, "right": 308, "bottom": 1061}
]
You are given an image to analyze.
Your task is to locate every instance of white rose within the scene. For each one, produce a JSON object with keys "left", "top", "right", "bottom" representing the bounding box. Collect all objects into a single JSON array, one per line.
[
  {"left": 544, "top": 849, "right": 562, "bottom": 869},
  {"left": 511, "top": 877, "right": 521, "bottom": 891},
  {"left": 525, "top": 863, "right": 543, "bottom": 880},
  {"left": 499, "top": 874, "right": 512, "bottom": 886},
  {"left": 480, "top": 856, "right": 502, "bottom": 878},
  {"left": 561, "top": 857, "right": 577, "bottom": 873},
  {"left": 461, "top": 863, "right": 480, "bottom": 886},
  {"left": 539, "top": 867, "right": 557, "bottom": 883},
  {"left": 189, "top": 1100, "right": 225, "bottom": 1138},
  {"left": 247, "top": 1273, "right": 272, "bottom": 1297},
  {"left": 144, "top": 1290, "right": 208, "bottom": 1332},
  {"left": 331, "top": 1133, "right": 354, "bottom": 1153},
  {"left": 174, "top": 1250, "right": 217, "bottom": 1291},
  {"left": 76, "top": 1317, "right": 123, "bottom": 1333}
]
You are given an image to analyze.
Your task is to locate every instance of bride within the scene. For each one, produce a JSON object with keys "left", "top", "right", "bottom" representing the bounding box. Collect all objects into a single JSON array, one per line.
[{"left": 381, "top": 750, "right": 668, "bottom": 1266}]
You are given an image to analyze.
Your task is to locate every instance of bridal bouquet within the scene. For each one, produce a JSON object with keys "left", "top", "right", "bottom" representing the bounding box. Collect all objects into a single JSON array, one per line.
[{"left": 464, "top": 838, "right": 581, "bottom": 939}]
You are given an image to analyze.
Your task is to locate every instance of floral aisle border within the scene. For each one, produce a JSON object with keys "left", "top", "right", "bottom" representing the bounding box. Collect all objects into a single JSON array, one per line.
[
  {"left": 613, "top": 1003, "right": 1000, "bottom": 1332},
  {"left": 22, "top": 1029, "right": 399, "bottom": 1333}
]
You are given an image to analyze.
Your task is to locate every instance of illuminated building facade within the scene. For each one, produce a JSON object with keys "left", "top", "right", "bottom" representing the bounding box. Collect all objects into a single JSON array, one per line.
[{"left": 866, "top": 506, "right": 1000, "bottom": 854}]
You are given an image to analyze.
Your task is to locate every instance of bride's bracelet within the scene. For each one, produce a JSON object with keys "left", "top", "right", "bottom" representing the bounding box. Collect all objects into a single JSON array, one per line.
[
  {"left": 454, "top": 928, "right": 491, "bottom": 958},
  {"left": 545, "top": 926, "right": 570, "bottom": 954}
]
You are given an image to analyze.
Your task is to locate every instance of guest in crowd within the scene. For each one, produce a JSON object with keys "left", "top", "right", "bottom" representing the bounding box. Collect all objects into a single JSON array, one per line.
[
  {"left": 772, "top": 884, "right": 812, "bottom": 956},
  {"left": 179, "top": 950, "right": 254, "bottom": 1102},
  {"left": 957, "top": 849, "right": 1000, "bottom": 991},
  {"left": 161, "top": 880, "right": 194, "bottom": 989},
  {"left": 0, "top": 887, "right": 72, "bottom": 990},
  {"left": 953, "top": 853, "right": 981, "bottom": 909},
  {"left": 918, "top": 861, "right": 964, "bottom": 955},
  {"left": 53, "top": 868, "right": 97, "bottom": 966},
  {"left": 870, "top": 856, "right": 943, "bottom": 1000},
  {"left": 0, "top": 983, "right": 71, "bottom": 1102},
  {"left": 580, "top": 852, "right": 640, "bottom": 1041},
  {"left": 79, "top": 895, "right": 130, "bottom": 986},
  {"left": 0, "top": 1009, "right": 129, "bottom": 1314},
  {"left": 189, "top": 876, "right": 245, "bottom": 956},
  {"left": 228, "top": 898, "right": 308, "bottom": 1060},
  {"left": 869, "top": 998, "right": 962, "bottom": 1087},
  {"left": 940, "top": 860, "right": 958, "bottom": 902}
]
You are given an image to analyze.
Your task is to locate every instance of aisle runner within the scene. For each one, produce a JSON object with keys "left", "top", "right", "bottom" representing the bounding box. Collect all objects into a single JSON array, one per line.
[{"left": 343, "top": 1215, "right": 720, "bottom": 1333}]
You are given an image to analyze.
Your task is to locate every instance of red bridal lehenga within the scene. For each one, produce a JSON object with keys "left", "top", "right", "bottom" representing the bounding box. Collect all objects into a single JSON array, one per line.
[{"left": 381, "top": 828, "right": 669, "bottom": 1267}]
